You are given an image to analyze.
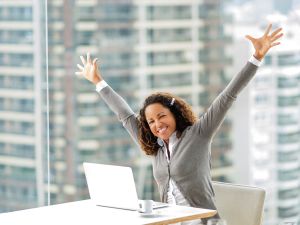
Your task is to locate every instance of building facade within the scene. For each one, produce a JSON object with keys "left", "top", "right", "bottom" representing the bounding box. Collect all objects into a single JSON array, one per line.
[{"left": 233, "top": 13, "right": 300, "bottom": 225}]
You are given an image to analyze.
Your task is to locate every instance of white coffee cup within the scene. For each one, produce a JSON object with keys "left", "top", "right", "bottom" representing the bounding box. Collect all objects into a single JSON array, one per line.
[{"left": 139, "top": 200, "right": 153, "bottom": 214}]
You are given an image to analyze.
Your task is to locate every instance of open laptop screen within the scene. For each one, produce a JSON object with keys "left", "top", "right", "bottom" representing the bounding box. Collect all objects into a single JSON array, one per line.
[{"left": 83, "top": 163, "right": 140, "bottom": 211}]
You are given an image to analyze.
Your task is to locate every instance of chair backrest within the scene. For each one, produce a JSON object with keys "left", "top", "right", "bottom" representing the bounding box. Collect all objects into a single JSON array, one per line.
[{"left": 212, "top": 181, "right": 266, "bottom": 225}]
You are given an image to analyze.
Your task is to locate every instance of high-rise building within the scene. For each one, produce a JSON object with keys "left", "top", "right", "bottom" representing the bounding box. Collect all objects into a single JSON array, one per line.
[
  {"left": 1, "top": 0, "right": 233, "bottom": 212},
  {"left": 0, "top": 0, "right": 46, "bottom": 212},
  {"left": 233, "top": 12, "right": 300, "bottom": 225}
]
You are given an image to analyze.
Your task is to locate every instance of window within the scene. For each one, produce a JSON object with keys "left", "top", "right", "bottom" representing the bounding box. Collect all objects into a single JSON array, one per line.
[
  {"left": 277, "top": 131, "right": 300, "bottom": 144},
  {"left": 0, "top": 7, "right": 32, "bottom": 21},
  {"left": 277, "top": 95, "right": 299, "bottom": 107},
  {"left": 147, "top": 51, "right": 191, "bottom": 66},
  {"left": 148, "top": 72, "right": 192, "bottom": 88},
  {"left": 278, "top": 53, "right": 300, "bottom": 66},
  {"left": 277, "top": 76, "right": 298, "bottom": 88},
  {"left": 147, "top": 28, "right": 191, "bottom": 43},
  {"left": 147, "top": 6, "right": 191, "bottom": 20}
]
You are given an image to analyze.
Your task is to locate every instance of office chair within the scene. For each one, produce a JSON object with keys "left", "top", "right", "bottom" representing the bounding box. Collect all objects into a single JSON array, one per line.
[{"left": 212, "top": 181, "right": 266, "bottom": 225}]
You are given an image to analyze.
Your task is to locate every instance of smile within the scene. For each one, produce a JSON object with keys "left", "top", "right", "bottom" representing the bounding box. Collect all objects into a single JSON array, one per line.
[{"left": 157, "top": 127, "right": 167, "bottom": 134}]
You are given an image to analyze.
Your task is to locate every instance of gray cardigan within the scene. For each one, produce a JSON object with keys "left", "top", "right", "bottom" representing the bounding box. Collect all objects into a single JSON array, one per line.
[{"left": 98, "top": 62, "right": 258, "bottom": 212}]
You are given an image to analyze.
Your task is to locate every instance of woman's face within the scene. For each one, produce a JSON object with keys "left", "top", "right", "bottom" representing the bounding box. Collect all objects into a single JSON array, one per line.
[{"left": 144, "top": 103, "right": 176, "bottom": 143}]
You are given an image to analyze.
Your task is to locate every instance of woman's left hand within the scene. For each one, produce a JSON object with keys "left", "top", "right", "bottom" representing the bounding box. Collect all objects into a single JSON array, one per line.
[{"left": 246, "top": 24, "right": 283, "bottom": 61}]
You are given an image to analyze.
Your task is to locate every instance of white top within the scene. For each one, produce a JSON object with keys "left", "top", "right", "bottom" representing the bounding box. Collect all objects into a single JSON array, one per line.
[{"left": 160, "top": 132, "right": 191, "bottom": 206}]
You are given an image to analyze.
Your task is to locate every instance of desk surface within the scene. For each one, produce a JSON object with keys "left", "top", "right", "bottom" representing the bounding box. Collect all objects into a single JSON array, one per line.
[{"left": 0, "top": 199, "right": 216, "bottom": 225}]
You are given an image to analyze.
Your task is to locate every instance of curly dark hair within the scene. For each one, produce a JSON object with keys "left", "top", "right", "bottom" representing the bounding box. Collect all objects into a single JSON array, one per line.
[{"left": 138, "top": 92, "right": 197, "bottom": 156}]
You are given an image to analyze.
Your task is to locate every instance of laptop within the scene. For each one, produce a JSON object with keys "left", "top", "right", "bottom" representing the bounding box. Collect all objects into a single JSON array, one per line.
[{"left": 83, "top": 162, "right": 168, "bottom": 211}]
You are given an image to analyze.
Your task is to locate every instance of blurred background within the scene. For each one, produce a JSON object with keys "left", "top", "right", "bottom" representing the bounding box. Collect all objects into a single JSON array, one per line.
[{"left": 0, "top": 0, "right": 299, "bottom": 224}]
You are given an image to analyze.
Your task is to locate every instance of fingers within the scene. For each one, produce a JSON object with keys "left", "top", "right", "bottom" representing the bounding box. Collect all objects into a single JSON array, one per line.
[
  {"left": 271, "top": 42, "right": 281, "bottom": 47},
  {"left": 80, "top": 55, "right": 86, "bottom": 65},
  {"left": 77, "top": 64, "right": 84, "bottom": 70},
  {"left": 263, "top": 23, "right": 272, "bottom": 37},
  {"left": 75, "top": 71, "right": 83, "bottom": 76},
  {"left": 270, "top": 27, "right": 282, "bottom": 38},
  {"left": 271, "top": 33, "right": 283, "bottom": 42},
  {"left": 245, "top": 35, "right": 255, "bottom": 42},
  {"left": 87, "top": 52, "right": 92, "bottom": 64},
  {"left": 93, "top": 58, "right": 98, "bottom": 65}
]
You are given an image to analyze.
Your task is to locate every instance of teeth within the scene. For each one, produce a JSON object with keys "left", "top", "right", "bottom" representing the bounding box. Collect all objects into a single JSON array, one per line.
[{"left": 158, "top": 127, "right": 167, "bottom": 133}]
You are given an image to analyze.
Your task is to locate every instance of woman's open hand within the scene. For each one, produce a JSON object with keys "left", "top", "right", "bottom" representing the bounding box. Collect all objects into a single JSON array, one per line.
[
  {"left": 246, "top": 24, "right": 283, "bottom": 61},
  {"left": 76, "top": 53, "right": 102, "bottom": 84}
]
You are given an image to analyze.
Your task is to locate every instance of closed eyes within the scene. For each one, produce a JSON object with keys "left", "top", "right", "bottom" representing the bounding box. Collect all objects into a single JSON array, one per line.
[{"left": 147, "top": 115, "right": 166, "bottom": 125}]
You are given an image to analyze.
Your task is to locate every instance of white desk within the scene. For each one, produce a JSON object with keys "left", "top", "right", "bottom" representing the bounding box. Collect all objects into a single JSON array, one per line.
[{"left": 0, "top": 199, "right": 216, "bottom": 225}]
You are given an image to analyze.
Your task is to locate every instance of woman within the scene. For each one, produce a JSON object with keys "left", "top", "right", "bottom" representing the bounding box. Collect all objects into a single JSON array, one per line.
[{"left": 76, "top": 24, "right": 283, "bottom": 223}]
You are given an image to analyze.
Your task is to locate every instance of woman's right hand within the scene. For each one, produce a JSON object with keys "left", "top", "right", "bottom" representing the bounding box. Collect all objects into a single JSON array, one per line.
[{"left": 76, "top": 53, "right": 102, "bottom": 85}]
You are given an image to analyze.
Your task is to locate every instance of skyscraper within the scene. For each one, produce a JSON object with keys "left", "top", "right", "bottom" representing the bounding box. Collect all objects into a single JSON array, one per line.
[
  {"left": 0, "top": 0, "right": 46, "bottom": 212},
  {"left": 233, "top": 12, "right": 300, "bottom": 225}
]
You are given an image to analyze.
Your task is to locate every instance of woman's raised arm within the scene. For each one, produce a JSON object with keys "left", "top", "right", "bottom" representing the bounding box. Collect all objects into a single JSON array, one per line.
[{"left": 75, "top": 53, "right": 140, "bottom": 147}]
